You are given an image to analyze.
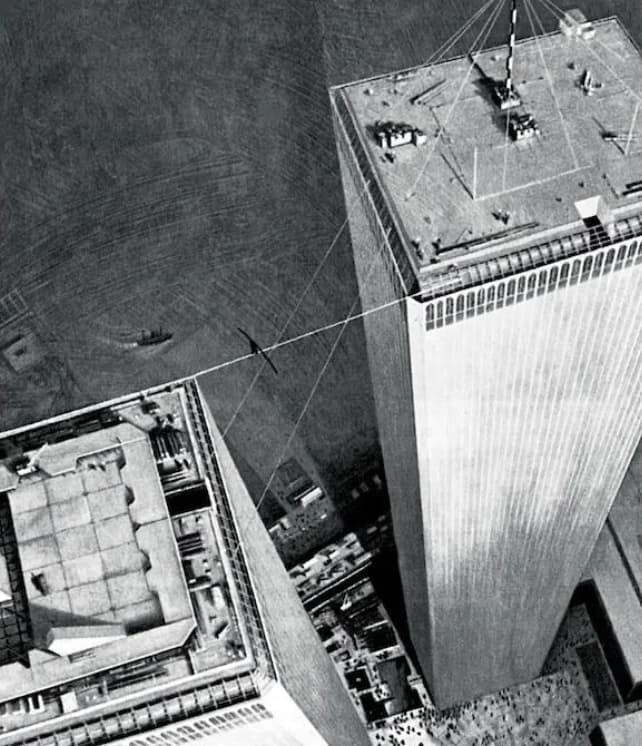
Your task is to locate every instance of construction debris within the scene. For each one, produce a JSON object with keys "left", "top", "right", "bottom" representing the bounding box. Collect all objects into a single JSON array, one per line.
[
  {"left": 435, "top": 222, "right": 539, "bottom": 254},
  {"left": 492, "top": 209, "right": 511, "bottom": 225},
  {"left": 409, "top": 79, "right": 446, "bottom": 106},
  {"left": 602, "top": 132, "right": 639, "bottom": 143}
]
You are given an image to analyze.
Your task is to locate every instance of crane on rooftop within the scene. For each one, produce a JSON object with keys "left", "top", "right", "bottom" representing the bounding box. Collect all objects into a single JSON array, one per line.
[
  {"left": 489, "top": 0, "right": 539, "bottom": 141},
  {"left": 493, "top": 0, "right": 522, "bottom": 111}
]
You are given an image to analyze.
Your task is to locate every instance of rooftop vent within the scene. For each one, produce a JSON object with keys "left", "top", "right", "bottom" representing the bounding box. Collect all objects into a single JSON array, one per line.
[{"left": 560, "top": 9, "right": 596, "bottom": 40}]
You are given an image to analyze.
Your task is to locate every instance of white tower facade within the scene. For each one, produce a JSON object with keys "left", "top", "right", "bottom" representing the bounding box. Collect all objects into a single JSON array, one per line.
[{"left": 332, "top": 16, "right": 642, "bottom": 707}]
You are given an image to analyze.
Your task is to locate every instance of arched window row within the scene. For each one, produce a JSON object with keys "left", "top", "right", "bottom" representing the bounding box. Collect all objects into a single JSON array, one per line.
[{"left": 426, "top": 240, "right": 641, "bottom": 330}]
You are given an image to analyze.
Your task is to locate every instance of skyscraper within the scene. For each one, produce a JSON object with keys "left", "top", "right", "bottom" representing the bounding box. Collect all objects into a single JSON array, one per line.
[
  {"left": 331, "top": 11, "right": 642, "bottom": 707},
  {"left": 0, "top": 379, "right": 370, "bottom": 745}
]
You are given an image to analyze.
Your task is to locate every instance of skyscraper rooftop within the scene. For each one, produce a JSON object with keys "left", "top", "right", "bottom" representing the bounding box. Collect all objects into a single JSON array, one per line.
[
  {"left": 0, "top": 382, "right": 370, "bottom": 745},
  {"left": 0, "top": 386, "right": 256, "bottom": 740},
  {"left": 333, "top": 17, "right": 642, "bottom": 289}
]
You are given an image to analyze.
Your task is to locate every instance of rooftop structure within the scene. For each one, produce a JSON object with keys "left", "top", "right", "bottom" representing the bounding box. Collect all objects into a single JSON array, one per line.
[
  {"left": 335, "top": 16, "right": 642, "bottom": 288},
  {"left": 0, "top": 382, "right": 370, "bottom": 745},
  {"left": 591, "top": 709, "right": 642, "bottom": 746},
  {"left": 331, "top": 7, "right": 642, "bottom": 708}
]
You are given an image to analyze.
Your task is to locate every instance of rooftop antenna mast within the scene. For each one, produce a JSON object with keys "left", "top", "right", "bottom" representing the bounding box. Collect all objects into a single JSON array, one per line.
[{"left": 494, "top": 0, "right": 522, "bottom": 110}]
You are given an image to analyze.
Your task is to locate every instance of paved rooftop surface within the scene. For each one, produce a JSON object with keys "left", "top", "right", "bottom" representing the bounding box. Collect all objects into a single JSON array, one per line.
[
  {"left": 0, "top": 387, "right": 262, "bottom": 739},
  {"left": 338, "top": 17, "right": 642, "bottom": 271},
  {"left": 0, "top": 421, "right": 193, "bottom": 697}
]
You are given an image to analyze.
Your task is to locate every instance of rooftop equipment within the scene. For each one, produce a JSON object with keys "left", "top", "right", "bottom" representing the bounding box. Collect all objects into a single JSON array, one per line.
[
  {"left": 602, "top": 133, "right": 640, "bottom": 143},
  {"left": 560, "top": 8, "right": 596, "bottom": 40},
  {"left": 508, "top": 111, "right": 540, "bottom": 140},
  {"left": 580, "top": 68, "right": 602, "bottom": 95},
  {"left": 488, "top": 0, "right": 541, "bottom": 141},
  {"left": 374, "top": 121, "right": 427, "bottom": 149}
]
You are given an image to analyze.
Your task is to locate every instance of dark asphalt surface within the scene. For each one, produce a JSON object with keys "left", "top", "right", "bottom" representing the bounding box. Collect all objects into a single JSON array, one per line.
[{"left": 0, "top": 0, "right": 639, "bottom": 502}]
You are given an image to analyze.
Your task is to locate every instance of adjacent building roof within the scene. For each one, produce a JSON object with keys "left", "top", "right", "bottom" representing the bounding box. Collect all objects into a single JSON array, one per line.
[
  {"left": 0, "top": 385, "right": 260, "bottom": 741},
  {"left": 0, "top": 420, "right": 194, "bottom": 696}
]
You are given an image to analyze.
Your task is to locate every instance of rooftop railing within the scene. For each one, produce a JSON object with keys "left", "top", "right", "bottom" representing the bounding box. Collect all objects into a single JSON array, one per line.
[{"left": 419, "top": 213, "right": 642, "bottom": 301}]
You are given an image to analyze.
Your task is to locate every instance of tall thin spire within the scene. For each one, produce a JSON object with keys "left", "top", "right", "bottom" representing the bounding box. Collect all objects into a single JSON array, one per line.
[
  {"left": 505, "top": 0, "right": 518, "bottom": 94},
  {"left": 494, "top": 0, "right": 521, "bottom": 110}
]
